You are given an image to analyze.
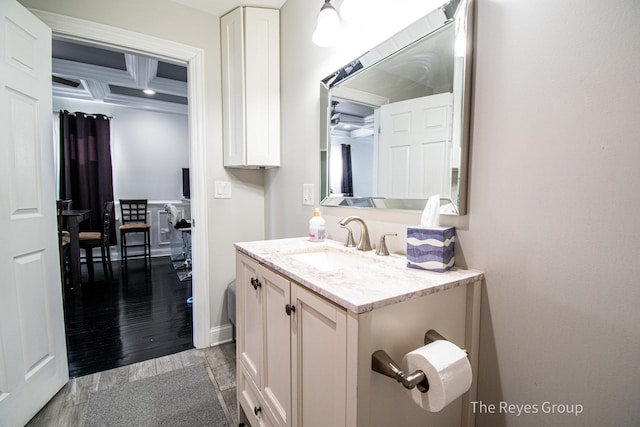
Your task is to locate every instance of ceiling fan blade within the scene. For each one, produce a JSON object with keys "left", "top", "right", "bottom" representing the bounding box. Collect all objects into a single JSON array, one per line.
[{"left": 52, "top": 75, "right": 80, "bottom": 88}]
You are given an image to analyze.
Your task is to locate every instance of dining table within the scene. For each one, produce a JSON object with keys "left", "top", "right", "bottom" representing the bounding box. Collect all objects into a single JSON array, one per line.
[{"left": 62, "top": 209, "right": 92, "bottom": 291}]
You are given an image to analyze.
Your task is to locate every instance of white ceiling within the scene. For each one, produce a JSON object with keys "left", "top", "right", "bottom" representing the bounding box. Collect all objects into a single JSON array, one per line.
[{"left": 170, "top": 0, "right": 287, "bottom": 16}]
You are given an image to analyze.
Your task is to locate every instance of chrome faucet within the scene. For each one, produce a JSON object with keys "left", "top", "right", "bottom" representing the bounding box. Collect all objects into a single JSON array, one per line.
[{"left": 338, "top": 216, "right": 372, "bottom": 251}]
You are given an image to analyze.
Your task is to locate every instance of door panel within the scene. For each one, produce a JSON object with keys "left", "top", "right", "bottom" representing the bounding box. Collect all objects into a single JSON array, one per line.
[
  {"left": 378, "top": 92, "right": 453, "bottom": 198},
  {"left": 0, "top": 1, "right": 68, "bottom": 425},
  {"left": 262, "top": 268, "right": 291, "bottom": 427},
  {"left": 237, "top": 252, "right": 263, "bottom": 387},
  {"left": 292, "top": 285, "right": 347, "bottom": 427}
]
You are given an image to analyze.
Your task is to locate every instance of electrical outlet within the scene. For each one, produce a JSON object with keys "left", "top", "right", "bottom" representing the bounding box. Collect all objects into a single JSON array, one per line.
[{"left": 303, "top": 184, "right": 314, "bottom": 206}]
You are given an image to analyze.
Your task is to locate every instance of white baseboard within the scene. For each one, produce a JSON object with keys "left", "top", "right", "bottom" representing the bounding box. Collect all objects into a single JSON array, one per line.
[{"left": 207, "top": 323, "right": 234, "bottom": 347}]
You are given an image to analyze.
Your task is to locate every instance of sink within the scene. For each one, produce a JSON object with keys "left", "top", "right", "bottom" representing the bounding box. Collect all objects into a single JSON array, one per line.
[{"left": 286, "top": 246, "right": 375, "bottom": 271}]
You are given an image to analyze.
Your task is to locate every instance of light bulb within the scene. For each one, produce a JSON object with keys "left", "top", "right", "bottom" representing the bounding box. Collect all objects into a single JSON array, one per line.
[
  {"left": 339, "top": 0, "right": 366, "bottom": 23},
  {"left": 312, "top": 1, "right": 343, "bottom": 47}
]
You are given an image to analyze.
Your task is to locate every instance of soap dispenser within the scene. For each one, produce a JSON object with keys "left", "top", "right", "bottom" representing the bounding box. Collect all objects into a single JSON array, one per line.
[{"left": 308, "top": 208, "right": 326, "bottom": 242}]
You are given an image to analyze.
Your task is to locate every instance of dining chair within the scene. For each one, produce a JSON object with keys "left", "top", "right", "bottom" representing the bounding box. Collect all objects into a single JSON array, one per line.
[
  {"left": 119, "top": 199, "right": 151, "bottom": 271},
  {"left": 60, "top": 199, "right": 73, "bottom": 209},
  {"left": 59, "top": 199, "right": 72, "bottom": 238},
  {"left": 79, "top": 201, "right": 115, "bottom": 281},
  {"left": 56, "top": 200, "right": 71, "bottom": 286}
]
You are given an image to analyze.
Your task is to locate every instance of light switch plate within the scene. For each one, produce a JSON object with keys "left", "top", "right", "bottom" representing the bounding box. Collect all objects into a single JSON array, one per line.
[
  {"left": 303, "top": 184, "right": 314, "bottom": 206},
  {"left": 214, "top": 181, "right": 232, "bottom": 199}
]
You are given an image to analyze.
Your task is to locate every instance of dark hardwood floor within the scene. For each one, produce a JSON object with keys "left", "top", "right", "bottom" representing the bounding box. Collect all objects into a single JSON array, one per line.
[{"left": 63, "top": 256, "right": 193, "bottom": 378}]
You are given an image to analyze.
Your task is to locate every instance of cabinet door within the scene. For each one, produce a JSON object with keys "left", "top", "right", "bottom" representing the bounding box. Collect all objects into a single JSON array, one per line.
[
  {"left": 221, "top": 7, "right": 246, "bottom": 167},
  {"left": 221, "top": 7, "right": 280, "bottom": 168},
  {"left": 291, "top": 284, "right": 347, "bottom": 427},
  {"left": 261, "top": 268, "right": 292, "bottom": 427},
  {"left": 237, "top": 252, "right": 263, "bottom": 388},
  {"left": 244, "top": 7, "right": 280, "bottom": 167}
]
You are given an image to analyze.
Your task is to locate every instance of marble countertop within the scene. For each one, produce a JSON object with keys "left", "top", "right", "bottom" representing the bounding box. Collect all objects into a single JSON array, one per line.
[{"left": 235, "top": 237, "right": 484, "bottom": 314}]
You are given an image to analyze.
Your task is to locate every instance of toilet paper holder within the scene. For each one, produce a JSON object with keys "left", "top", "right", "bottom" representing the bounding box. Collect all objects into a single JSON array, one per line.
[{"left": 371, "top": 329, "right": 466, "bottom": 392}]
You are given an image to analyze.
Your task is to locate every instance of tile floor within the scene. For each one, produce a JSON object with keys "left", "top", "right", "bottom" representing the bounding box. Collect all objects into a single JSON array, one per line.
[{"left": 27, "top": 343, "right": 238, "bottom": 427}]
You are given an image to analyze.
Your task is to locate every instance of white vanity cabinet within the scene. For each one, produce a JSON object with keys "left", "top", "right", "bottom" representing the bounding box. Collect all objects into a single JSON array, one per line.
[
  {"left": 221, "top": 7, "right": 280, "bottom": 168},
  {"left": 236, "top": 238, "right": 483, "bottom": 427},
  {"left": 236, "top": 252, "right": 348, "bottom": 427}
]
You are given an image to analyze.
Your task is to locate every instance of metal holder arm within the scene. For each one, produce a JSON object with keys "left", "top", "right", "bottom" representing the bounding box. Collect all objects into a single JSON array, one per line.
[
  {"left": 425, "top": 329, "right": 468, "bottom": 355},
  {"left": 371, "top": 329, "right": 468, "bottom": 393},
  {"left": 424, "top": 329, "right": 446, "bottom": 344},
  {"left": 371, "top": 350, "right": 429, "bottom": 392}
]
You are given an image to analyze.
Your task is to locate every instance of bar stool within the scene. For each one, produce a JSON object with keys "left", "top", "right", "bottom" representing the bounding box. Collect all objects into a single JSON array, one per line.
[{"left": 119, "top": 199, "right": 151, "bottom": 271}]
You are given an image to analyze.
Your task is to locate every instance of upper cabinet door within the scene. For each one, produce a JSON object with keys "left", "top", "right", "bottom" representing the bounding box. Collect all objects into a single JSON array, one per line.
[{"left": 221, "top": 7, "right": 280, "bottom": 168}]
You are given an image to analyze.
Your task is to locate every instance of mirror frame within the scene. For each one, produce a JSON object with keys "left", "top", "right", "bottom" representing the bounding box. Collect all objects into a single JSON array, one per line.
[{"left": 319, "top": 0, "right": 474, "bottom": 215}]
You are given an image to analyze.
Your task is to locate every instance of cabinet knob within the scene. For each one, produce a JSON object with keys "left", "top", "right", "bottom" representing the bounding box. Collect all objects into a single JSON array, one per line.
[
  {"left": 250, "top": 277, "right": 262, "bottom": 290},
  {"left": 254, "top": 406, "right": 262, "bottom": 416},
  {"left": 285, "top": 304, "right": 296, "bottom": 316}
]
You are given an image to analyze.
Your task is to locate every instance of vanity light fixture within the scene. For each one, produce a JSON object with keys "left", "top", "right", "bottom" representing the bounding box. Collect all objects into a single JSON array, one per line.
[
  {"left": 312, "top": 0, "right": 343, "bottom": 47},
  {"left": 339, "top": 0, "right": 366, "bottom": 23},
  {"left": 142, "top": 88, "right": 156, "bottom": 95}
]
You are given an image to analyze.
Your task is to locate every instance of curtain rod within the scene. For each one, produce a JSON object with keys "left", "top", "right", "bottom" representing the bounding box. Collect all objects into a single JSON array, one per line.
[{"left": 55, "top": 111, "right": 114, "bottom": 120}]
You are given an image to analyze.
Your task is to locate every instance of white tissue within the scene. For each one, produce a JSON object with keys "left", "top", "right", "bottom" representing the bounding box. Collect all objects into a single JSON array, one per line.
[
  {"left": 421, "top": 194, "right": 440, "bottom": 227},
  {"left": 402, "top": 340, "right": 472, "bottom": 412}
]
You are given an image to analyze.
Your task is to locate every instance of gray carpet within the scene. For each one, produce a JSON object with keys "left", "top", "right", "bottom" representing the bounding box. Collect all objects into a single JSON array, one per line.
[{"left": 84, "top": 363, "right": 228, "bottom": 426}]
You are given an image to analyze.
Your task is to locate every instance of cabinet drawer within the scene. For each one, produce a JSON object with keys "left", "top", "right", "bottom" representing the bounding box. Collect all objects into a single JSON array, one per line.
[{"left": 239, "top": 365, "right": 274, "bottom": 427}]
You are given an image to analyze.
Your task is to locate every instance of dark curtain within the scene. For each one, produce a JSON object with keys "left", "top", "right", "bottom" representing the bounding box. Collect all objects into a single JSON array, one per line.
[
  {"left": 341, "top": 144, "right": 353, "bottom": 197},
  {"left": 59, "top": 110, "right": 116, "bottom": 243}
]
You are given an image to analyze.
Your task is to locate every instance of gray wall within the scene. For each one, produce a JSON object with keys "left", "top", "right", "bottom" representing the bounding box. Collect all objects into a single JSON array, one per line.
[
  {"left": 21, "top": 0, "right": 640, "bottom": 424},
  {"left": 276, "top": 0, "right": 640, "bottom": 426}
]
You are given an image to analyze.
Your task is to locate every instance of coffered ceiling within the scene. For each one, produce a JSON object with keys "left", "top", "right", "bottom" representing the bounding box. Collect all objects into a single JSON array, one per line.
[
  {"left": 52, "top": 38, "right": 189, "bottom": 114},
  {"left": 51, "top": 0, "right": 287, "bottom": 115}
]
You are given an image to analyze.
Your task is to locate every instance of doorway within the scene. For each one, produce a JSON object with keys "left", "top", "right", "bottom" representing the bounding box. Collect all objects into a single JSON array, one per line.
[
  {"left": 53, "top": 39, "right": 196, "bottom": 376},
  {"left": 34, "top": 9, "right": 212, "bottom": 360}
]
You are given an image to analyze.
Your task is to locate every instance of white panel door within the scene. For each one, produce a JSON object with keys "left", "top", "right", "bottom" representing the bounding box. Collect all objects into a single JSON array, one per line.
[
  {"left": 0, "top": 1, "right": 69, "bottom": 425},
  {"left": 378, "top": 92, "right": 453, "bottom": 198}
]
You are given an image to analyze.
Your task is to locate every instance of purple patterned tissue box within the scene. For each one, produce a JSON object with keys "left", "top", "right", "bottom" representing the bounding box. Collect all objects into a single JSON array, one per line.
[{"left": 406, "top": 226, "right": 455, "bottom": 272}]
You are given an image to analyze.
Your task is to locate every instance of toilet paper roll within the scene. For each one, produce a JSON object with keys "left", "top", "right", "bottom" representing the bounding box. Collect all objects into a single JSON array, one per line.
[{"left": 402, "top": 340, "right": 472, "bottom": 412}]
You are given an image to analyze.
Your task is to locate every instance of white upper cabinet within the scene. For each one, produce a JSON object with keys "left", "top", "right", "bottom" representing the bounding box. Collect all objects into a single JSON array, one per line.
[{"left": 221, "top": 7, "right": 280, "bottom": 168}]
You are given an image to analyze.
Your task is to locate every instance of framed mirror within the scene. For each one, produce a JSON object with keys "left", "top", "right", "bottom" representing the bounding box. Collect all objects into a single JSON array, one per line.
[{"left": 319, "top": 0, "right": 473, "bottom": 215}]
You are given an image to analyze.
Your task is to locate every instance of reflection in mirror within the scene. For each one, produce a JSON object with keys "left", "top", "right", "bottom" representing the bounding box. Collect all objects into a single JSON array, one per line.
[{"left": 320, "top": 0, "right": 473, "bottom": 215}]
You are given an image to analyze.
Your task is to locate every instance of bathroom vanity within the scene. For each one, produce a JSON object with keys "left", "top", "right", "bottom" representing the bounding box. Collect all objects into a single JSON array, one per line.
[{"left": 235, "top": 238, "right": 483, "bottom": 427}]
